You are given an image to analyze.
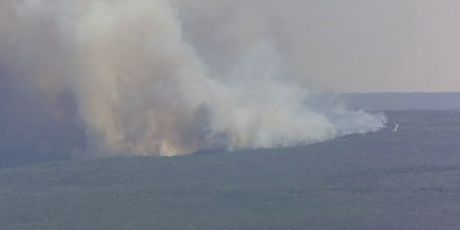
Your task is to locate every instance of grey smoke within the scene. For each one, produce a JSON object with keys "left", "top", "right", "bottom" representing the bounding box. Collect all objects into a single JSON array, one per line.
[{"left": 0, "top": 0, "right": 386, "bottom": 157}]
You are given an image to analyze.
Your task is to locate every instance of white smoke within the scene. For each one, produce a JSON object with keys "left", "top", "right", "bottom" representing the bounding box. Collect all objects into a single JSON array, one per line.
[{"left": 0, "top": 0, "right": 386, "bottom": 157}]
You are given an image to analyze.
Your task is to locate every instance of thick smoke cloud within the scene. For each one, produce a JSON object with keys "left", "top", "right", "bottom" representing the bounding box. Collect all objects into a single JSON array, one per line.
[{"left": 0, "top": 0, "right": 386, "bottom": 157}]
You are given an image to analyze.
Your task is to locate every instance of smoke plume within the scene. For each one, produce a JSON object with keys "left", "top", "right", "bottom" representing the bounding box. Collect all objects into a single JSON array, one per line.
[{"left": 0, "top": 0, "right": 386, "bottom": 157}]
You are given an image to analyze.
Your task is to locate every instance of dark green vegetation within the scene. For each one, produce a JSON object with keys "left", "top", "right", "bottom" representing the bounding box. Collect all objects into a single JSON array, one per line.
[{"left": 1, "top": 111, "right": 460, "bottom": 229}]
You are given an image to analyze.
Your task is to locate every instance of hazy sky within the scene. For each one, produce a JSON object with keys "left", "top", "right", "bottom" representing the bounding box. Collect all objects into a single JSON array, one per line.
[
  {"left": 177, "top": 0, "right": 460, "bottom": 92},
  {"left": 1, "top": 0, "right": 453, "bottom": 157}
]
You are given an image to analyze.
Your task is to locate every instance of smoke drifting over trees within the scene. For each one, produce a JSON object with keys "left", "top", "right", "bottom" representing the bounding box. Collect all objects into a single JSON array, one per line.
[{"left": 0, "top": 0, "right": 386, "bottom": 157}]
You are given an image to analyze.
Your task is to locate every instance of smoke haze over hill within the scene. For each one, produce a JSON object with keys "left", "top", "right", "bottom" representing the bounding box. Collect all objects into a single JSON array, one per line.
[{"left": 0, "top": 0, "right": 386, "bottom": 157}]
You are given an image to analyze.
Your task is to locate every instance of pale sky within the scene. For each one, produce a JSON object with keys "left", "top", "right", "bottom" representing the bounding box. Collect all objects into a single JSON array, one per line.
[
  {"left": 178, "top": 0, "right": 460, "bottom": 92},
  {"left": 298, "top": 0, "right": 460, "bottom": 92}
]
